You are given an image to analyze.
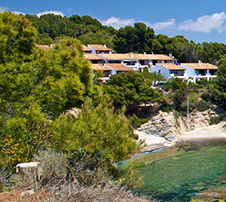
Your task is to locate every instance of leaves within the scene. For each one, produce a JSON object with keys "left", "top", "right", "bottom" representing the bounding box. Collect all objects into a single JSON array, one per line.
[
  {"left": 52, "top": 98, "right": 142, "bottom": 164},
  {"left": 105, "top": 71, "right": 163, "bottom": 111}
]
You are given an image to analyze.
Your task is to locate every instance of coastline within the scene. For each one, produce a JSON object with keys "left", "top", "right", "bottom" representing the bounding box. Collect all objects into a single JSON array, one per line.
[{"left": 137, "top": 121, "right": 226, "bottom": 152}]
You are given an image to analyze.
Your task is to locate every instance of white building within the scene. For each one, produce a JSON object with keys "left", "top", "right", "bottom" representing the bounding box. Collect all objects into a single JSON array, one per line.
[
  {"left": 180, "top": 61, "right": 218, "bottom": 83},
  {"left": 149, "top": 63, "right": 187, "bottom": 80}
]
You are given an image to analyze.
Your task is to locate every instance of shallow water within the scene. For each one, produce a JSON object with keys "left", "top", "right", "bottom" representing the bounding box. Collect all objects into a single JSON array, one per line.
[{"left": 130, "top": 140, "right": 226, "bottom": 202}]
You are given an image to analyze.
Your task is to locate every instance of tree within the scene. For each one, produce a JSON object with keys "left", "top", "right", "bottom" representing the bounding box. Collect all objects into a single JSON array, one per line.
[
  {"left": 51, "top": 98, "right": 142, "bottom": 164},
  {"left": 165, "top": 78, "right": 188, "bottom": 110},
  {"left": 113, "top": 26, "right": 136, "bottom": 53},
  {"left": 0, "top": 102, "right": 52, "bottom": 166},
  {"left": 0, "top": 13, "right": 94, "bottom": 166},
  {"left": 0, "top": 12, "right": 37, "bottom": 64},
  {"left": 141, "top": 67, "right": 165, "bottom": 82},
  {"left": 105, "top": 72, "right": 163, "bottom": 113},
  {"left": 113, "top": 23, "right": 157, "bottom": 54},
  {"left": 212, "top": 56, "right": 226, "bottom": 107},
  {"left": 30, "top": 37, "right": 92, "bottom": 118}
]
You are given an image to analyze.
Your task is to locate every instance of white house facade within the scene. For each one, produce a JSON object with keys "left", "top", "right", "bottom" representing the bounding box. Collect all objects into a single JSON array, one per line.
[
  {"left": 180, "top": 61, "right": 218, "bottom": 83},
  {"left": 149, "top": 63, "right": 187, "bottom": 80},
  {"left": 98, "top": 53, "right": 177, "bottom": 72}
]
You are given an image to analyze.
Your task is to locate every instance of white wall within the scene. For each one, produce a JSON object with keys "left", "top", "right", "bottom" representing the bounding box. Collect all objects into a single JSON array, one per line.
[
  {"left": 180, "top": 65, "right": 195, "bottom": 81},
  {"left": 148, "top": 65, "right": 170, "bottom": 80}
]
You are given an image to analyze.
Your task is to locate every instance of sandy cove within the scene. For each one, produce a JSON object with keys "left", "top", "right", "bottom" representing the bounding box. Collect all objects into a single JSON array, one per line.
[{"left": 136, "top": 121, "right": 226, "bottom": 152}]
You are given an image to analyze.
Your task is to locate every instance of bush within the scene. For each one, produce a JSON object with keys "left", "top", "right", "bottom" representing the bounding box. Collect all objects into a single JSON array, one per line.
[
  {"left": 0, "top": 160, "right": 11, "bottom": 192},
  {"left": 210, "top": 116, "right": 223, "bottom": 125},
  {"left": 129, "top": 114, "right": 148, "bottom": 129},
  {"left": 197, "top": 100, "right": 209, "bottom": 112},
  {"left": 11, "top": 150, "right": 150, "bottom": 202},
  {"left": 12, "top": 150, "right": 67, "bottom": 189},
  {"left": 201, "top": 92, "right": 211, "bottom": 101},
  {"left": 197, "top": 79, "right": 208, "bottom": 86},
  {"left": 161, "top": 103, "right": 173, "bottom": 112}
]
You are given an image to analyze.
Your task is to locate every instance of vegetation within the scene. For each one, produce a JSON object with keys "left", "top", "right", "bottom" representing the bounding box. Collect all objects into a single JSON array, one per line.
[
  {"left": 2, "top": 10, "right": 226, "bottom": 201},
  {"left": 51, "top": 97, "right": 143, "bottom": 164},
  {"left": 25, "top": 13, "right": 116, "bottom": 47},
  {"left": 0, "top": 12, "right": 146, "bottom": 199},
  {"left": 10, "top": 150, "right": 151, "bottom": 201},
  {"left": 25, "top": 14, "right": 226, "bottom": 64},
  {"left": 104, "top": 71, "right": 163, "bottom": 114}
]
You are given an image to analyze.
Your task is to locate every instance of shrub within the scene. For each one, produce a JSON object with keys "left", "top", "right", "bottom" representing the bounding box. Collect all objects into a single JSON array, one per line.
[
  {"left": 0, "top": 160, "right": 11, "bottom": 192},
  {"left": 197, "top": 79, "right": 208, "bottom": 86},
  {"left": 161, "top": 103, "right": 173, "bottom": 112},
  {"left": 201, "top": 92, "right": 210, "bottom": 101},
  {"left": 11, "top": 150, "right": 150, "bottom": 202},
  {"left": 51, "top": 97, "right": 142, "bottom": 164},
  {"left": 210, "top": 116, "right": 223, "bottom": 125},
  {"left": 12, "top": 150, "right": 67, "bottom": 189},
  {"left": 197, "top": 100, "right": 209, "bottom": 112},
  {"left": 129, "top": 114, "right": 148, "bottom": 129}
]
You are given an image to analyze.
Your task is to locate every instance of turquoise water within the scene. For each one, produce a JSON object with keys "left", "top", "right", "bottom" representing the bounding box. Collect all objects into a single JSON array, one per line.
[{"left": 131, "top": 140, "right": 226, "bottom": 201}]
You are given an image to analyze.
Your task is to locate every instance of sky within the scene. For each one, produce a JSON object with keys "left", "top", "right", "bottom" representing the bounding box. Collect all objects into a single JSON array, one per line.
[{"left": 2, "top": 0, "right": 226, "bottom": 44}]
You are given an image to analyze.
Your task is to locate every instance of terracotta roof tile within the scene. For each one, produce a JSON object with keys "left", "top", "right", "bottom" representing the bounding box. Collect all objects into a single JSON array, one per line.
[
  {"left": 82, "top": 45, "right": 92, "bottom": 52},
  {"left": 91, "top": 64, "right": 111, "bottom": 71},
  {"left": 181, "top": 63, "right": 218, "bottom": 70},
  {"left": 156, "top": 63, "right": 186, "bottom": 70},
  {"left": 84, "top": 54, "right": 103, "bottom": 60},
  {"left": 99, "top": 53, "right": 176, "bottom": 60},
  {"left": 104, "top": 63, "right": 134, "bottom": 71},
  {"left": 87, "top": 44, "right": 112, "bottom": 51},
  {"left": 100, "top": 53, "right": 136, "bottom": 60},
  {"left": 36, "top": 45, "right": 51, "bottom": 50}
]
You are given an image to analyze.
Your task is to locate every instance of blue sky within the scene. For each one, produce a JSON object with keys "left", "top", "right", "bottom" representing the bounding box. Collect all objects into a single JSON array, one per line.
[{"left": 2, "top": 0, "right": 226, "bottom": 44}]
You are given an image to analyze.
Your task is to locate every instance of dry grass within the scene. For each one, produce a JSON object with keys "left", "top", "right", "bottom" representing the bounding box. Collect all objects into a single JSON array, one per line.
[{"left": 9, "top": 150, "right": 155, "bottom": 202}]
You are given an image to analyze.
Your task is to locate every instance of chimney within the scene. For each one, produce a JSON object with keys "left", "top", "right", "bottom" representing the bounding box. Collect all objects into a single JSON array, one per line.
[
  {"left": 104, "top": 44, "right": 107, "bottom": 48},
  {"left": 198, "top": 60, "right": 202, "bottom": 66},
  {"left": 144, "top": 52, "right": 146, "bottom": 56},
  {"left": 169, "top": 53, "right": 172, "bottom": 57},
  {"left": 131, "top": 52, "right": 134, "bottom": 57}
]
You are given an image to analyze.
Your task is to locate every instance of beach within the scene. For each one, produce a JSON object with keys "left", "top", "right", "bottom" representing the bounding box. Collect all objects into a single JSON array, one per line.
[{"left": 136, "top": 121, "right": 226, "bottom": 152}]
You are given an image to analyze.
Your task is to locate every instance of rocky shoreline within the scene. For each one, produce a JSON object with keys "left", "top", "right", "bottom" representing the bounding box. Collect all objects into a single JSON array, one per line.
[{"left": 135, "top": 109, "right": 226, "bottom": 152}]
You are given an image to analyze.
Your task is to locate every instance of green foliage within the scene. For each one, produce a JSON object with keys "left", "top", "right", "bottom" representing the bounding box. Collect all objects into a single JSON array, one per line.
[
  {"left": 161, "top": 102, "right": 173, "bottom": 112},
  {"left": 0, "top": 22, "right": 92, "bottom": 118},
  {"left": 0, "top": 13, "right": 94, "bottom": 167},
  {"left": 213, "top": 57, "right": 226, "bottom": 106},
  {"left": 197, "top": 100, "right": 209, "bottom": 112},
  {"left": 166, "top": 78, "right": 188, "bottom": 110},
  {"left": 25, "top": 13, "right": 115, "bottom": 47},
  {"left": 0, "top": 103, "right": 52, "bottom": 166},
  {"left": 197, "top": 79, "right": 208, "bottom": 86},
  {"left": 141, "top": 67, "right": 165, "bottom": 82},
  {"left": 0, "top": 12, "right": 36, "bottom": 64},
  {"left": 201, "top": 92, "right": 211, "bottom": 101},
  {"left": 129, "top": 114, "right": 148, "bottom": 129},
  {"left": 51, "top": 97, "right": 143, "bottom": 164},
  {"left": 112, "top": 23, "right": 155, "bottom": 53},
  {"left": 105, "top": 71, "right": 163, "bottom": 112},
  {"left": 210, "top": 116, "right": 223, "bottom": 125}
]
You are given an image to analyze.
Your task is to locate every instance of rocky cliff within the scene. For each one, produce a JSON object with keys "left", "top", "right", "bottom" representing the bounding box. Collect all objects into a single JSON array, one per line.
[{"left": 135, "top": 107, "right": 225, "bottom": 152}]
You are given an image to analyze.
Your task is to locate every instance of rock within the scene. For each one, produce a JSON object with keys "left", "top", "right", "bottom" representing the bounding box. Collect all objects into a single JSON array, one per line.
[{"left": 21, "top": 189, "right": 35, "bottom": 196}]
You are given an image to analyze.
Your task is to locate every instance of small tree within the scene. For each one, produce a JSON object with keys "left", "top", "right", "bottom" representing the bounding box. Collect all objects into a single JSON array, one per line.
[
  {"left": 105, "top": 71, "right": 163, "bottom": 113},
  {"left": 213, "top": 57, "right": 226, "bottom": 107},
  {"left": 51, "top": 97, "right": 143, "bottom": 164}
]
